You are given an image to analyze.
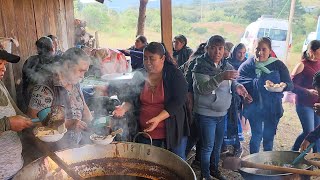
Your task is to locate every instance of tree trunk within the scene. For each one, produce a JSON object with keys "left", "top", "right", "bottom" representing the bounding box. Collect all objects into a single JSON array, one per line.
[{"left": 136, "top": 0, "right": 148, "bottom": 36}]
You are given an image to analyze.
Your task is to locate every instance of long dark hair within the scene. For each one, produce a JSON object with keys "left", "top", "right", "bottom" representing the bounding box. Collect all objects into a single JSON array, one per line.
[
  {"left": 143, "top": 42, "right": 175, "bottom": 65},
  {"left": 191, "top": 42, "right": 206, "bottom": 58},
  {"left": 174, "top": 34, "right": 188, "bottom": 47},
  {"left": 231, "top": 43, "right": 246, "bottom": 60},
  {"left": 302, "top": 40, "right": 320, "bottom": 61},
  {"left": 257, "top": 37, "right": 272, "bottom": 50},
  {"left": 136, "top": 35, "right": 148, "bottom": 45}
]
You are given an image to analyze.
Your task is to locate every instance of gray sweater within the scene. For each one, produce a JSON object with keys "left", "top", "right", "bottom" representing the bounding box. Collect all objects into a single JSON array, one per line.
[{"left": 192, "top": 54, "right": 239, "bottom": 117}]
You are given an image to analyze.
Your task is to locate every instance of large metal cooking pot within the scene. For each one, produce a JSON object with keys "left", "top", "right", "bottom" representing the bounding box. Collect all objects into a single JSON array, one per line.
[
  {"left": 239, "top": 151, "right": 312, "bottom": 180},
  {"left": 14, "top": 142, "right": 196, "bottom": 180}
]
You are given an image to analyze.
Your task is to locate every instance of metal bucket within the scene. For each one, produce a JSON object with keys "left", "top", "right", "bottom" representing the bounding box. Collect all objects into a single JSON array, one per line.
[
  {"left": 239, "top": 151, "right": 312, "bottom": 180},
  {"left": 14, "top": 142, "right": 196, "bottom": 180}
]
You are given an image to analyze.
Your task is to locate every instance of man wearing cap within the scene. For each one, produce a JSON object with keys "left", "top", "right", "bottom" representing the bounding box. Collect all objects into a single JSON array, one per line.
[
  {"left": 192, "top": 35, "right": 251, "bottom": 180},
  {"left": 0, "top": 49, "right": 33, "bottom": 179}
]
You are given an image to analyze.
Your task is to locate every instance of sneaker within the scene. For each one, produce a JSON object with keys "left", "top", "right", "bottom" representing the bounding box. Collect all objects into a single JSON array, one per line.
[
  {"left": 210, "top": 170, "right": 227, "bottom": 180},
  {"left": 233, "top": 147, "right": 243, "bottom": 158}
]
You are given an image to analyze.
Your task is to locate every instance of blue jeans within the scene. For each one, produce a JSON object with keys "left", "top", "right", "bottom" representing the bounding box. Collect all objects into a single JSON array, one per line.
[
  {"left": 196, "top": 113, "right": 226, "bottom": 178},
  {"left": 136, "top": 135, "right": 188, "bottom": 160},
  {"left": 292, "top": 105, "right": 320, "bottom": 152},
  {"left": 248, "top": 114, "right": 280, "bottom": 154},
  {"left": 170, "top": 136, "right": 188, "bottom": 160}
]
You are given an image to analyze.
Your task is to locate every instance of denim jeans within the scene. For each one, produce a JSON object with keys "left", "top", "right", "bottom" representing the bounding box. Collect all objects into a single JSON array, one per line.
[
  {"left": 196, "top": 113, "right": 226, "bottom": 178},
  {"left": 248, "top": 113, "right": 280, "bottom": 154},
  {"left": 136, "top": 135, "right": 188, "bottom": 160},
  {"left": 292, "top": 105, "right": 320, "bottom": 152},
  {"left": 170, "top": 136, "right": 188, "bottom": 160}
]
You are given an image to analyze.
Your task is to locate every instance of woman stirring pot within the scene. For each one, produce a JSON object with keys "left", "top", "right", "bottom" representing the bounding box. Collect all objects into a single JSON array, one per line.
[{"left": 113, "top": 42, "right": 190, "bottom": 160}]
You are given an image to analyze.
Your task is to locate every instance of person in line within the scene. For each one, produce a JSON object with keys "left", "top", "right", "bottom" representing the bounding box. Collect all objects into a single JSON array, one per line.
[
  {"left": 223, "top": 43, "right": 247, "bottom": 157},
  {"left": 120, "top": 35, "right": 148, "bottom": 70},
  {"left": 300, "top": 70, "right": 320, "bottom": 151},
  {"left": 237, "top": 37, "right": 293, "bottom": 154},
  {"left": 22, "top": 36, "right": 56, "bottom": 109},
  {"left": 0, "top": 49, "right": 33, "bottom": 179},
  {"left": 183, "top": 42, "right": 207, "bottom": 164},
  {"left": 48, "top": 34, "right": 63, "bottom": 56},
  {"left": 173, "top": 34, "right": 193, "bottom": 67},
  {"left": 192, "top": 35, "right": 250, "bottom": 180},
  {"left": 293, "top": 40, "right": 320, "bottom": 152},
  {"left": 223, "top": 41, "right": 234, "bottom": 60},
  {"left": 27, "top": 47, "right": 92, "bottom": 149},
  {"left": 112, "top": 42, "right": 190, "bottom": 160}
]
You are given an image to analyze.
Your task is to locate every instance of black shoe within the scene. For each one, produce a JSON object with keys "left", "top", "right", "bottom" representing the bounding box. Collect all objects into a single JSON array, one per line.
[
  {"left": 200, "top": 175, "right": 214, "bottom": 180},
  {"left": 233, "top": 147, "right": 243, "bottom": 158},
  {"left": 210, "top": 170, "right": 227, "bottom": 180}
]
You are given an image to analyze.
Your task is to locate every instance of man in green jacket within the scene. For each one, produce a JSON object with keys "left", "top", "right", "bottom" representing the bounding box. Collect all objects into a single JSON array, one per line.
[{"left": 0, "top": 49, "right": 33, "bottom": 179}]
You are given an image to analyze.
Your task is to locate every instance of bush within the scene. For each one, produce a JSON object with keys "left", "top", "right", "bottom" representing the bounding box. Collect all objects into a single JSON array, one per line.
[{"left": 193, "top": 27, "right": 207, "bottom": 34}]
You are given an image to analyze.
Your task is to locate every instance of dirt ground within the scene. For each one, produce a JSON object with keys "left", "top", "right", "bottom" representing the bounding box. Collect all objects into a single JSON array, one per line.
[{"left": 187, "top": 102, "right": 320, "bottom": 180}]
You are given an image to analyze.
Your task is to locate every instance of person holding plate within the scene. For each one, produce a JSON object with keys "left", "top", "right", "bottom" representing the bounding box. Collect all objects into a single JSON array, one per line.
[{"left": 237, "top": 37, "right": 293, "bottom": 154}]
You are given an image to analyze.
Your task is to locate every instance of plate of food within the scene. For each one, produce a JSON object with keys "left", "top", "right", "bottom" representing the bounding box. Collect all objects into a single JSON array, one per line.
[
  {"left": 264, "top": 80, "right": 286, "bottom": 92},
  {"left": 33, "top": 126, "right": 67, "bottom": 142},
  {"left": 304, "top": 153, "right": 320, "bottom": 167}
]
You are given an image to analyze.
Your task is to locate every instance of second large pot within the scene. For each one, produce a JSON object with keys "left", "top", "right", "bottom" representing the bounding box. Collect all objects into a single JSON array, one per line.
[{"left": 239, "top": 151, "right": 312, "bottom": 180}]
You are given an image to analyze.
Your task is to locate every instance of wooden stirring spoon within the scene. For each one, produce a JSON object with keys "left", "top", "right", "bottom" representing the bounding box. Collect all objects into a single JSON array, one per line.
[{"left": 223, "top": 157, "right": 320, "bottom": 176}]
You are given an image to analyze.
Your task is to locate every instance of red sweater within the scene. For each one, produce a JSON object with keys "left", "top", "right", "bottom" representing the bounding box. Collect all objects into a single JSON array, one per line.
[
  {"left": 139, "top": 80, "right": 166, "bottom": 139},
  {"left": 292, "top": 59, "right": 320, "bottom": 107}
]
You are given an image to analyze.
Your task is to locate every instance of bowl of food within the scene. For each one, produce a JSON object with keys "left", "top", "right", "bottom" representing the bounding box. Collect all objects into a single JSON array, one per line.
[
  {"left": 33, "top": 126, "right": 67, "bottom": 142},
  {"left": 90, "top": 133, "right": 115, "bottom": 145},
  {"left": 304, "top": 153, "right": 320, "bottom": 167},
  {"left": 90, "top": 128, "right": 123, "bottom": 145},
  {"left": 264, "top": 80, "right": 286, "bottom": 92}
]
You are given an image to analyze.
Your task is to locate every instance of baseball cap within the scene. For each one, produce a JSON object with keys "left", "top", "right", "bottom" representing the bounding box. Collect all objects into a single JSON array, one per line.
[{"left": 0, "top": 49, "right": 20, "bottom": 63}]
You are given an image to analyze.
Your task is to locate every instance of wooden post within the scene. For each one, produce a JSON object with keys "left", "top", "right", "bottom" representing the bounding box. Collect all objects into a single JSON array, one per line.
[
  {"left": 284, "top": 0, "right": 295, "bottom": 64},
  {"left": 95, "top": 31, "right": 99, "bottom": 48},
  {"left": 160, "top": 0, "right": 173, "bottom": 56}
]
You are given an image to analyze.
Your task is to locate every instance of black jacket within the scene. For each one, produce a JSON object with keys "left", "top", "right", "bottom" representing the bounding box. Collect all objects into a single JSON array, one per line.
[
  {"left": 173, "top": 46, "right": 193, "bottom": 67},
  {"left": 122, "top": 61, "right": 190, "bottom": 149}
]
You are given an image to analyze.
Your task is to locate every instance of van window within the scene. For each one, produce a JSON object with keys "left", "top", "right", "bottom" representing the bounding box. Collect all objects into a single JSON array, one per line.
[{"left": 257, "top": 28, "right": 287, "bottom": 41}]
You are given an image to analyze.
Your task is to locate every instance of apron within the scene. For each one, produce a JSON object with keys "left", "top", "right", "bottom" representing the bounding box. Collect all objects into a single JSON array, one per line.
[{"left": 0, "top": 83, "right": 23, "bottom": 180}]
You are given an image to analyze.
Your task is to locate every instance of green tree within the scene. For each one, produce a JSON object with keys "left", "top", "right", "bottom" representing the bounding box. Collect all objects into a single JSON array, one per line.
[{"left": 82, "top": 4, "right": 110, "bottom": 31}]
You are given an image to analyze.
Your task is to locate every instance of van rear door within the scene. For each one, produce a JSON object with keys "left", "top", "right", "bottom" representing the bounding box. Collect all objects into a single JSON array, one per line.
[{"left": 257, "top": 28, "right": 288, "bottom": 60}]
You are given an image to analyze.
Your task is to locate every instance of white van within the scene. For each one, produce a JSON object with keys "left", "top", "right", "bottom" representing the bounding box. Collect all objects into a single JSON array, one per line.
[
  {"left": 240, "top": 15, "right": 291, "bottom": 61},
  {"left": 302, "top": 32, "right": 316, "bottom": 52},
  {"left": 302, "top": 16, "right": 320, "bottom": 52}
]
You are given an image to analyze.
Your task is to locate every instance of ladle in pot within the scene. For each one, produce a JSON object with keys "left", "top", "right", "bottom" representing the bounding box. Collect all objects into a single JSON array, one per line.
[
  {"left": 32, "top": 106, "right": 66, "bottom": 133},
  {"left": 223, "top": 157, "right": 320, "bottom": 176},
  {"left": 104, "top": 128, "right": 123, "bottom": 139}
]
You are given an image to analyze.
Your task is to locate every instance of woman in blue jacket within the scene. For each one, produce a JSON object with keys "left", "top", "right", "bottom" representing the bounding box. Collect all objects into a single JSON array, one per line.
[{"left": 238, "top": 37, "right": 293, "bottom": 154}]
